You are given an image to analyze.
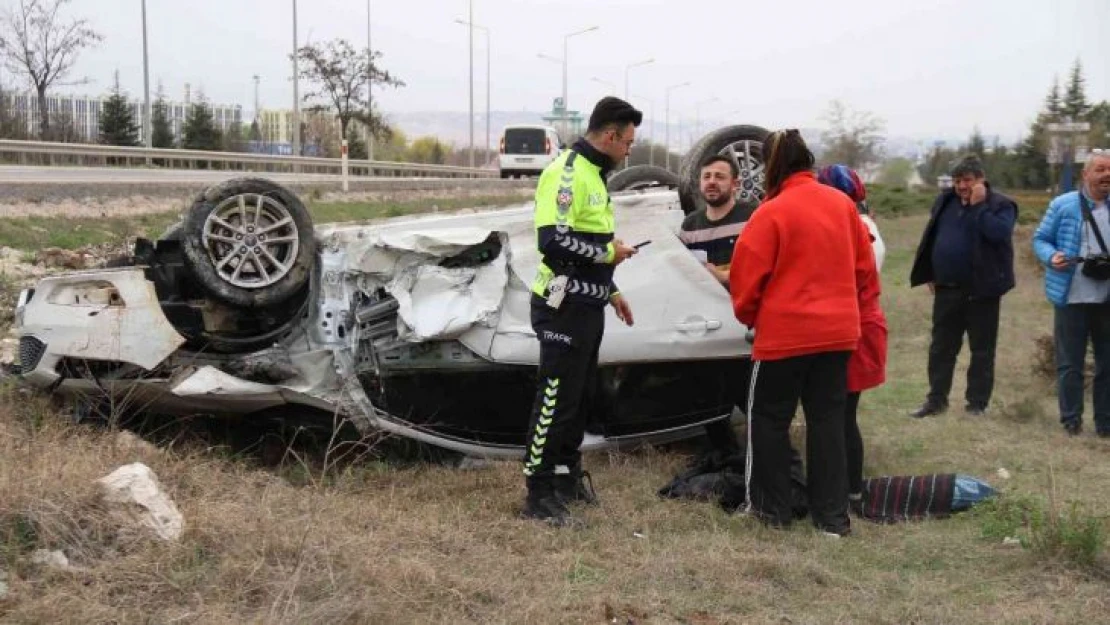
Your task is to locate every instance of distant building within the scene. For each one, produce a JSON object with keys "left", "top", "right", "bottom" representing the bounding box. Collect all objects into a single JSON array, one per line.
[
  {"left": 2, "top": 87, "right": 243, "bottom": 144},
  {"left": 254, "top": 108, "right": 339, "bottom": 157}
]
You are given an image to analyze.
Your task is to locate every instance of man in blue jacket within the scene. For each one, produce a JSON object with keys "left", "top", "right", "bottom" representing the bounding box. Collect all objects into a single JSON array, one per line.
[
  {"left": 1033, "top": 151, "right": 1110, "bottom": 437},
  {"left": 909, "top": 155, "right": 1018, "bottom": 417}
]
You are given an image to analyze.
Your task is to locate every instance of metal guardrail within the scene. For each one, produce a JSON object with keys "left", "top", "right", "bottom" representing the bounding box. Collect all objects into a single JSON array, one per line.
[{"left": 0, "top": 139, "right": 496, "bottom": 179}]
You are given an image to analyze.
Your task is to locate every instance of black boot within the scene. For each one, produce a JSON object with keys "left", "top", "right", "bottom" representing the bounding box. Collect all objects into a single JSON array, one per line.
[
  {"left": 521, "top": 476, "right": 575, "bottom": 527},
  {"left": 555, "top": 468, "right": 598, "bottom": 506}
]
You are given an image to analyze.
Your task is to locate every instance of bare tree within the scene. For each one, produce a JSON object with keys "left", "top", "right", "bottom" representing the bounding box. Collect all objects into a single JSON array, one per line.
[
  {"left": 294, "top": 38, "right": 403, "bottom": 143},
  {"left": 820, "top": 101, "right": 886, "bottom": 169},
  {"left": 0, "top": 0, "right": 102, "bottom": 139}
]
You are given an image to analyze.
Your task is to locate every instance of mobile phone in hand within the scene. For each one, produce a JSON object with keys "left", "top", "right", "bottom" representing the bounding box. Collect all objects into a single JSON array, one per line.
[{"left": 633, "top": 240, "right": 652, "bottom": 249}]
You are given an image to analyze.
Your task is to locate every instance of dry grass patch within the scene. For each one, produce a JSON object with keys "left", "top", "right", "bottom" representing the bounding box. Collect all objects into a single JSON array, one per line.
[{"left": 0, "top": 212, "right": 1108, "bottom": 624}]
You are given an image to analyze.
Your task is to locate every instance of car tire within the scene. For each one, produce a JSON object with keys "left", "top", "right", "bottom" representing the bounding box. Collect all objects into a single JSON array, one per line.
[
  {"left": 607, "top": 164, "right": 682, "bottom": 194},
  {"left": 160, "top": 221, "right": 183, "bottom": 241},
  {"left": 678, "top": 125, "right": 771, "bottom": 215},
  {"left": 181, "top": 177, "right": 315, "bottom": 309}
]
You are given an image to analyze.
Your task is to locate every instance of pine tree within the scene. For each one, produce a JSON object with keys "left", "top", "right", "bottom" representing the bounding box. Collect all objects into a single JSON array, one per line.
[
  {"left": 1043, "top": 76, "right": 1062, "bottom": 119},
  {"left": 966, "top": 127, "right": 986, "bottom": 157},
  {"left": 182, "top": 95, "right": 222, "bottom": 151},
  {"left": 1062, "top": 59, "right": 1090, "bottom": 120},
  {"left": 346, "top": 128, "right": 367, "bottom": 159},
  {"left": 98, "top": 72, "right": 139, "bottom": 146},
  {"left": 222, "top": 122, "right": 246, "bottom": 152},
  {"left": 151, "top": 83, "right": 174, "bottom": 148}
]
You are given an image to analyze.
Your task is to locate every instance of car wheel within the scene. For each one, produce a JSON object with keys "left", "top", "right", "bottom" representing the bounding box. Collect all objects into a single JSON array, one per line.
[
  {"left": 606, "top": 164, "right": 682, "bottom": 194},
  {"left": 678, "top": 125, "right": 770, "bottom": 215},
  {"left": 181, "top": 178, "right": 315, "bottom": 309}
]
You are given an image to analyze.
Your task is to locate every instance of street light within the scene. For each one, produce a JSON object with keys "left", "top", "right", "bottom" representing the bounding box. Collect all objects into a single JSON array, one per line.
[
  {"left": 694, "top": 96, "right": 719, "bottom": 140},
  {"left": 372, "top": 0, "right": 377, "bottom": 160},
  {"left": 590, "top": 76, "right": 616, "bottom": 93},
  {"left": 141, "top": 0, "right": 150, "bottom": 150},
  {"left": 455, "top": 17, "right": 491, "bottom": 165},
  {"left": 665, "top": 81, "right": 691, "bottom": 171},
  {"left": 466, "top": 0, "right": 474, "bottom": 167},
  {"left": 623, "top": 57, "right": 653, "bottom": 100},
  {"left": 561, "top": 25, "right": 598, "bottom": 138},
  {"left": 291, "top": 0, "right": 300, "bottom": 159},
  {"left": 628, "top": 94, "right": 655, "bottom": 166}
]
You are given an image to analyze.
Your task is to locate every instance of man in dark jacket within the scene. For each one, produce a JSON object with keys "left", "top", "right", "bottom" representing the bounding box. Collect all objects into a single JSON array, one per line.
[{"left": 908, "top": 155, "right": 1018, "bottom": 417}]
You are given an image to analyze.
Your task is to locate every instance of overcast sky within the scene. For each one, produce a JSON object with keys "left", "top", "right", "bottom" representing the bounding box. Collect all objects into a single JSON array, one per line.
[{"left": 11, "top": 0, "right": 1109, "bottom": 142}]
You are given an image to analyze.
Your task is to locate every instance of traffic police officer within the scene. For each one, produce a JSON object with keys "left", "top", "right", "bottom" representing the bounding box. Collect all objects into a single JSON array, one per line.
[{"left": 521, "top": 97, "right": 642, "bottom": 526}]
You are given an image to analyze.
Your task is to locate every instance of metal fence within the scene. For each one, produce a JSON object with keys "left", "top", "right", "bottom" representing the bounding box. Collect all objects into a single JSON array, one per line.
[{"left": 0, "top": 139, "right": 496, "bottom": 179}]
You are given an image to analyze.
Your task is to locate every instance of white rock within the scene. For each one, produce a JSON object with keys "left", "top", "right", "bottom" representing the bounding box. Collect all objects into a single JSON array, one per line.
[
  {"left": 0, "top": 580, "right": 8, "bottom": 601},
  {"left": 1002, "top": 536, "right": 1022, "bottom": 547},
  {"left": 31, "top": 549, "right": 71, "bottom": 571},
  {"left": 96, "top": 462, "right": 184, "bottom": 542},
  {"left": 996, "top": 468, "right": 1011, "bottom": 480}
]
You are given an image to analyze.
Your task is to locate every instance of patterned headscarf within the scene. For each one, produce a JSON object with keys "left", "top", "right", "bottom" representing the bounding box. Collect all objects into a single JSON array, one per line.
[{"left": 816, "top": 164, "right": 867, "bottom": 203}]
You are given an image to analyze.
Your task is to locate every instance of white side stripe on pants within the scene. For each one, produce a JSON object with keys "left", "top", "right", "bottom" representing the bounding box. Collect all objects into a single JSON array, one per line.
[{"left": 743, "top": 359, "right": 762, "bottom": 514}]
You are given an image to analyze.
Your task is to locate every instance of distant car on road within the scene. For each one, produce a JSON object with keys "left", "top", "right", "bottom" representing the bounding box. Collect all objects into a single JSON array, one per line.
[{"left": 498, "top": 124, "right": 562, "bottom": 179}]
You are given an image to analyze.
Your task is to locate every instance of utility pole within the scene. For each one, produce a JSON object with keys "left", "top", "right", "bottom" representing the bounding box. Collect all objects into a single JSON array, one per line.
[
  {"left": 561, "top": 26, "right": 598, "bottom": 139},
  {"left": 367, "top": 0, "right": 374, "bottom": 161},
  {"left": 665, "top": 81, "right": 691, "bottom": 171},
  {"left": 467, "top": 0, "right": 474, "bottom": 167},
  {"left": 623, "top": 58, "right": 653, "bottom": 100},
  {"left": 291, "top": 0, "right": 300, "bottom": 159},
  {"left": 456, "top": 18, "right": 491, "bottom": 165},
  {"left": 141, "top": 0, "right": 151, "bottom": 149}
]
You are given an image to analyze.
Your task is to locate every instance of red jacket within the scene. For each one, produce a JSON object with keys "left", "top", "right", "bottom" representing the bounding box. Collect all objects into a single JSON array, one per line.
[
  {"left": 848, "top": 264, "right": 887, "bottom": 392},
  {"left": 729, "top": 172, "right": 878, "bottom": 362}
]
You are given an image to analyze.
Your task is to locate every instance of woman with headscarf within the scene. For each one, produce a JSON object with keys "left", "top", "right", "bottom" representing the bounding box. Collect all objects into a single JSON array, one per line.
[
  {"left": 816, "top": 164, "right": 889, "bottom": 513},
  {"left": 728, "top": 131, "right": 879, "bottom": 536}
]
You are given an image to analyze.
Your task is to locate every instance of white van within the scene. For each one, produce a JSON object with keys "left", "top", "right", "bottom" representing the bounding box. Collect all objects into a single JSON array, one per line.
[{"left": 498, "top": 125, "right": 563, "bottom": 178}]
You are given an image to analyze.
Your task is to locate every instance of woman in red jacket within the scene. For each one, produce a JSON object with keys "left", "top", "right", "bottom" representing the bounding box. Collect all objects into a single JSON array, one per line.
[
  {"left": 729, "top": 130, "right": 879, "bottom": 536},
  {"left": 816, "top": 164, "right": 889, "bottom": 511}
]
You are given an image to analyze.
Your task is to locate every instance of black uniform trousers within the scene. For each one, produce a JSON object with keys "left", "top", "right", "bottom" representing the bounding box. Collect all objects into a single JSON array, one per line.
[{"left": 523, "top": 295, "right": 605, "bottom": 477}]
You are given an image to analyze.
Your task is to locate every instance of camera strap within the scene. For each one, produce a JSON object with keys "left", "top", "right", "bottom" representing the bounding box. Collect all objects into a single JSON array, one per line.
[{"left": 1079, "top": 193, "right": 1109, "bottom": 255}]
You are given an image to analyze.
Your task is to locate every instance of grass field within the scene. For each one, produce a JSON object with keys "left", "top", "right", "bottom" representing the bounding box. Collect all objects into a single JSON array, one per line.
[{"left": 1, "top": 190, "right": 1108, "bottom": 624}]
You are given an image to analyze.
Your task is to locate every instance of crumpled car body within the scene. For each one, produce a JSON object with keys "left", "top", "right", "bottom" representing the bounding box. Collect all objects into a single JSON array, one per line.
[{"left": 13, "top": 185, "right": 884, "bottom": 458}]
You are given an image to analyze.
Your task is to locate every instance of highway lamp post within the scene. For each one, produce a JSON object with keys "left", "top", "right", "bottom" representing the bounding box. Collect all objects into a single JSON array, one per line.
[
  {"left": 141, "top": 0, "right": 151, "bottom": 154},
  {"left": 590, "top": 76, "right": 616, "bottom": 97},
  {"left": 291, "top": 0, "right": 300, "bottom": 163},
  {"left": 367, "top": 0, "right": 373, "bottom": 162},
  {"left": 629, "top": 94, "right": 655, "bottom": 166},
  {"left": 664, "top": 81, "right": 691, "bottom": 171},
  {"left": 466, "top": 0, "right": 474, "bottom": 168},
  {"left": 560, "top": 25, "right": 598, "bottom": 139},
  {"left": 455, "top": 18, "right": 490, "bottom": 166},
  {"left": 623, "top": 58, "right": 653, "bottom": 100}
]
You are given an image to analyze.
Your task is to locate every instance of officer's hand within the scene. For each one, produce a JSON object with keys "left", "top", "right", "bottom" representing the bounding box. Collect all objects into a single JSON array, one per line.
[
  {"left": 927, "top": 281, "right": 935, "bottom": 295},
  {"left": 611, "top": 293, "right": 634, "bottom": 326},
  {"left": 970, "top": 182, "right": 987, "bottom": 205},
  {"left": 611, "top": 239, "right": 637, "bottom": 266},
  {"left": 1051, "top": 252, "right": 1070, "bottom": 270}
]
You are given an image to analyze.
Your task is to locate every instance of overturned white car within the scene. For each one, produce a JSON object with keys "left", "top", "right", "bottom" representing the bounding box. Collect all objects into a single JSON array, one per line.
[{"left": 12, "top": 127, "right": 884, "bottom": 458}]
